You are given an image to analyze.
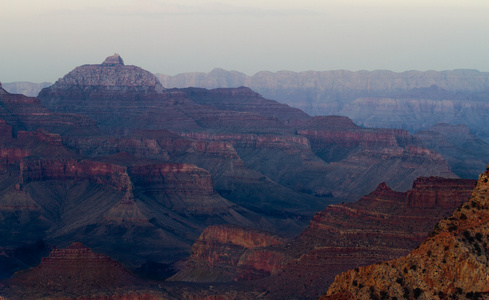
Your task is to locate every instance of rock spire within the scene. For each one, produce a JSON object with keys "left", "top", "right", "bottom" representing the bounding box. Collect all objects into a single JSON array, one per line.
[{"left": 102, "top": 53, "right": 124, "bottom": 65}]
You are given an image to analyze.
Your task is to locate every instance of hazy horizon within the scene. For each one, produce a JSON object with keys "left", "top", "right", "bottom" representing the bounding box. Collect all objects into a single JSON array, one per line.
[{"left": 1, "top": 0, "right": 488, "bottom": 82}]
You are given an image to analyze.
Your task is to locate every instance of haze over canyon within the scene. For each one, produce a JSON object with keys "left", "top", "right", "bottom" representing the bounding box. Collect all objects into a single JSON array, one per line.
[{"left": 1, "top": 54, "right": 489, "bottom": 299}]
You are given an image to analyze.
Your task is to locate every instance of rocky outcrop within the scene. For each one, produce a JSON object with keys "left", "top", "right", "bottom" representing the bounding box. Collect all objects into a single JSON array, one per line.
[
  {"left": 47, "top": 53, "right": 164, "bottom": 92},
  {"left": 19, "top": 158, "right": 130, "bottom": 190},
  {"left": 323, "top": 167, "right": 489, "bottom": 299},
  {"left": 12, "top": 242, "right": 135, "bottom": 289},
  {"left": 406, "top": 177, "right": 477, "bottom": 209},
  {"left": 169, "top": 225, "right": 284, "bottom": 282},
  {"left": 255, "top": 178, "right": 475, "bottom": 299}
]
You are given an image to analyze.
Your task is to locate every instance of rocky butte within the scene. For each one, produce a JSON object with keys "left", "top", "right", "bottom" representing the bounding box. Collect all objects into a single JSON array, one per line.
[{"left": 323, "top": 166, "right": 489, "bottom": 299}]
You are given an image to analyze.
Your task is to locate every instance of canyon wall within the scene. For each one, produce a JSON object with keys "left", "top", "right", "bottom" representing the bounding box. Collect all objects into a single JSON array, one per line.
[{"left": 324, "top": 167, "right": 489, "bottom": 299}]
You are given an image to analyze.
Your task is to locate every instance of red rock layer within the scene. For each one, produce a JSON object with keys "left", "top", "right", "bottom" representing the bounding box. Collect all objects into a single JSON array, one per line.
[
  {"left": 9, "top": 243, "right": 136, "bottom": 292},
  {"left": 0, "top": 86, "right": 97, "bottom": 135},
  {"left": 19, "top": 158, "right": 130, "bottom": 190},
  {"left": 406, "top": 176, "right": 477, "bottom": 209},
  {"left": 323, "top": 167, "right": 489, "bottom": 299},
  {"left": 1, "top": 243, "right": 171, "bottom": 299},
  {"left": 168, "top": 225, "right": 284, "bottom": 282}
]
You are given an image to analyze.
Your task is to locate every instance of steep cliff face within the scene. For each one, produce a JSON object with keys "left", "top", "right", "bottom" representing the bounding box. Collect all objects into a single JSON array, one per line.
[
  {"left": 19, "top": 158, "right": 130, "bottom": 189},
  {"left": 324, "top": 167, "right": 489, "bottom": 299},
  {"left": 169, "top": 225, "right": 284, "bottom": 282},
  {"left": 339, "top": 97, "right": 489, "bottom": 136},
  {"left": 406, "top": 177, "right": 477, "bottom": 209}
]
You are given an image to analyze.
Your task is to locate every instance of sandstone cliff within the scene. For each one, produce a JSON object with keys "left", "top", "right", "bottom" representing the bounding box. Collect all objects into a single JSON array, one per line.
[
  {"left": 169, "top": 225, "right": 284, "bottom": 282},
  {"left": 324, "top": 167, "right": 489, "bottom": 299}
]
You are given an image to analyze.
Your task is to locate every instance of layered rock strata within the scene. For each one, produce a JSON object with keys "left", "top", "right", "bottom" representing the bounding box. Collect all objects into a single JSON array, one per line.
[
  {"left": 415, "top": 123, "right": 489, "bottom": 179},
  {"left": 0, "top": 85, "right": 97, "bottom": 135},
  {"left": 323, "top": 166, "right": 489, "bottom": 298},
  {"left": 0, "top": 242, "right": 170, "bottom": 299},
  {"left": 171, "top": 177, "right": 476, "bottom": 299},
  {"left": 169, "top": 225, "right": 284, "bottom": 282},
  {"left": 156, "top": 69, "right": 489, "bottom": 137}
]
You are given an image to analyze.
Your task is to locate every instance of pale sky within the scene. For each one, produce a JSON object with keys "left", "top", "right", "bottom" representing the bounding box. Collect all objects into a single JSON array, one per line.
[{"left": 1, "top": 0, "right": 488, "bottom": 82}]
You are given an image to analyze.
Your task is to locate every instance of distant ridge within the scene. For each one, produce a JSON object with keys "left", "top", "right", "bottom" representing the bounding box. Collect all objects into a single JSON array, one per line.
[
  {"left": 157, "top": 68, "right": 489, "bottom": 92},
  {"left": 2, "top": 82, "right": 52, "bottom": 97},
  {"left": 156, "top": 68, "right": 489, "bottom": 137}
]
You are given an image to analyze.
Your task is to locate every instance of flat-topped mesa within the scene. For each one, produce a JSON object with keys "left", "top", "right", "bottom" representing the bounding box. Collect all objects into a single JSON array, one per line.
[{"left": 406, "top": 176, "right": 477, "bottom": 209}]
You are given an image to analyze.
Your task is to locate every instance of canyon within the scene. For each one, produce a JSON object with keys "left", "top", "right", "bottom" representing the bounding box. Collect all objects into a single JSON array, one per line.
[
  {"left": 0, "top": 55, "right": 486, "bottom": 298},
  {"left": 0, "top": 176, "right": 477, "bottom": 299},
  {"left": 170, "top": 177, "right": 476, "bottom": 299}
]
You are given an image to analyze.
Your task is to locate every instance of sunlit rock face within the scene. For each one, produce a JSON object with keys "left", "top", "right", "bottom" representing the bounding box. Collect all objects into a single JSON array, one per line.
[
  {"left": 168, "top": 224, "right": 284, "bottom": 282},
  {"left": 323, "top": 167, "right": 489, "bottom": 299}
]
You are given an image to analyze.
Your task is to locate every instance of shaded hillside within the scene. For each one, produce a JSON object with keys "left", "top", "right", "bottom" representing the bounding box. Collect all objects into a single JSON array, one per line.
[{"left": 324, "top": 166, "right": 489, "bottom": 299}]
